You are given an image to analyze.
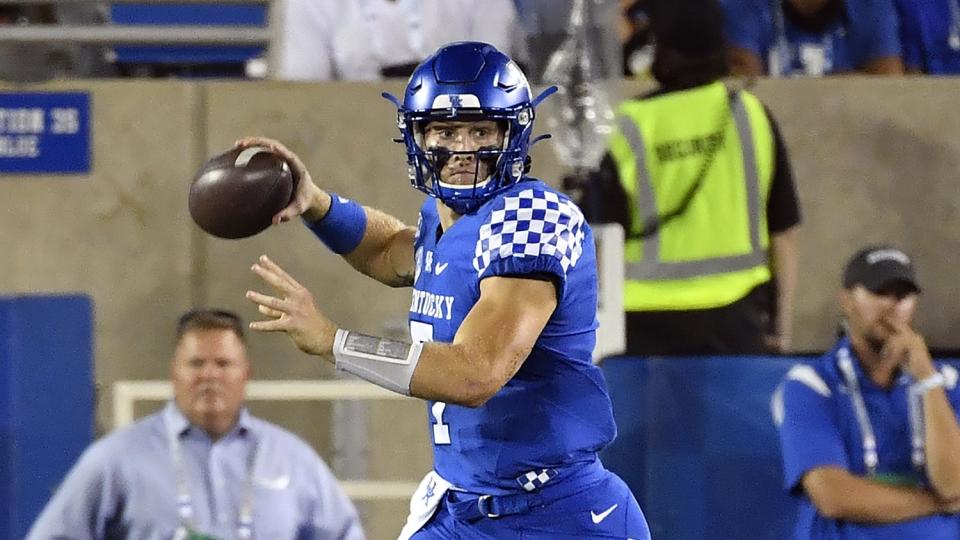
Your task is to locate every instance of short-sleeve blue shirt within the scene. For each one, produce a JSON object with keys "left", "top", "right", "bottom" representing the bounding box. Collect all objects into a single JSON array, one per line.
[
  {"left": 722, "top": 0, "right": 902, "bottom": 75},
  {"left": 775, "top": 337, "right": 960, "bottom": 539},
  {"left": 894, "top": 0, "right": 960, "bottom": 73}
]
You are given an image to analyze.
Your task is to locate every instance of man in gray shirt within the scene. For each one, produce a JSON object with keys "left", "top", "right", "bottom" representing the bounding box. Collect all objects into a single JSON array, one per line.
[{"left": 27, "top": 309, "right": 364, "bottom": 540}]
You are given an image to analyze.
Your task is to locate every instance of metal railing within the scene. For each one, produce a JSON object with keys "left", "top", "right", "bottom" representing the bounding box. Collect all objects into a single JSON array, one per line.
[
  {"left": 0, "top": 25, "right": 271, "bottom": 44},
  {"left": 113, "top": 379, "right": 421, "bottom": 502},
  {"left": 0, "top": 0, "right": 265, "bottom": 3},
  {"left": 0, "top": 0, "right": 275, "bottom": 46}
]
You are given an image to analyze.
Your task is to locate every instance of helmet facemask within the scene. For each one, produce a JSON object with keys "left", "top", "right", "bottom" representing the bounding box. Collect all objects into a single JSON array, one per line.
[
  {"left": 411, "top": 118, "right": 514, "bottom": 212},
  {"left": 402, "top": 108, "right": 532, "bottom": 214}
]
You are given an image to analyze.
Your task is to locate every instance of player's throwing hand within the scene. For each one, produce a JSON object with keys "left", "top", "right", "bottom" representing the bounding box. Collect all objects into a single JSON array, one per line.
[{"left": 234, "top": 136, "right": 331, "bottom": 225}]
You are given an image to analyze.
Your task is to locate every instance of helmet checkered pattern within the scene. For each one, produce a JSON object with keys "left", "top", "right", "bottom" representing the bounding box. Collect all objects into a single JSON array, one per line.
[{"left": 473, "top": 188, "right": 585, "bottom": 277}]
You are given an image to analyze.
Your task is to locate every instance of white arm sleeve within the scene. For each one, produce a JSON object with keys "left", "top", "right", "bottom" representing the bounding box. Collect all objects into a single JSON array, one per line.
[{"left": 333, "top": 329, "right": 423, "bottom": 395}]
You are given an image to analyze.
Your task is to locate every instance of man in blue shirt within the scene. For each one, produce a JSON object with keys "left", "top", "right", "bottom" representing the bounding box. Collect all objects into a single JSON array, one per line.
[
  {"left": 773, "top": 246, "right": 960, "bottom": 539},
  {"left": 27, "top": 309, "right": 364, "bottom": 540},
  {"left": 723, "top": 0, "right": 904, "bottom": 76},
  {"left": 894, "top": 0, "right": 960, "bottom": 74},
  {"left": 239, "top": 41, "right": 650, "bottom": 539}
]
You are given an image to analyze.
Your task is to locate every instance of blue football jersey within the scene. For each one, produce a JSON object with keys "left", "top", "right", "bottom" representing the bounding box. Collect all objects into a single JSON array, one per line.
[{"left": 408, "top": 178, "right": 617, "bottom": 494}]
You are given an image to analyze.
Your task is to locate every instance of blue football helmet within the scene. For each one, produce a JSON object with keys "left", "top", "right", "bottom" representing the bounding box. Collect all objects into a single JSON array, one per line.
[{"left": 383, "top": 42, "right": 555, "bottom": 214}]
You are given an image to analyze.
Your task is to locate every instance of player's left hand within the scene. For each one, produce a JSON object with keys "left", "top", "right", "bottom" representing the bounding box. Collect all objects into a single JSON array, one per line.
[
  {"left": 246, "top": 255, "right": 337, "bottom": 361},
  {"left": 881, "top": 317, "right": 936, "bottom": 381}
]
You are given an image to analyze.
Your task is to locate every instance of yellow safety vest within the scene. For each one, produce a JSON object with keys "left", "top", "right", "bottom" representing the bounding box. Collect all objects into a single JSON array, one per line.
[{"left": 609, "top": 82, "right": 775, "bottom": 311}]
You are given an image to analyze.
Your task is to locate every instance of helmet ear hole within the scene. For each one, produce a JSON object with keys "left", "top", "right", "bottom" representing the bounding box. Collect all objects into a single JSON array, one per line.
[{"left": 511, "top": 160, "right": 524, "bottom": 178}]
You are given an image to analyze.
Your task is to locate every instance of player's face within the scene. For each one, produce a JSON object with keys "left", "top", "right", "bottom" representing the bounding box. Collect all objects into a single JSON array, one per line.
[
  {"left": 423, "top": 120, "right": 504, "bottom": 186},
  {"left": 840, "top": 284, "right": 917, "bottom": 352},
  {"left": 171, "top": 329, "right": 250, "bottom": 436}
]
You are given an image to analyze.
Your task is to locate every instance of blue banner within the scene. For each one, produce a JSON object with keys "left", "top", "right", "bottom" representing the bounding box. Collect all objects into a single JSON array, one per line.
[
  {"left": 0, "top": 92, "right": 91, "bottom": 174},
  {"left": 600, "top": 355, "right": 960, "bottom": 539}
]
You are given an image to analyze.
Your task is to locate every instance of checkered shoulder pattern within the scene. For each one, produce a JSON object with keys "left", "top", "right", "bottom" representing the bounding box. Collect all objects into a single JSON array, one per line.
[{"left": 473, "top": 188, "right": 586, "bottom": 277}]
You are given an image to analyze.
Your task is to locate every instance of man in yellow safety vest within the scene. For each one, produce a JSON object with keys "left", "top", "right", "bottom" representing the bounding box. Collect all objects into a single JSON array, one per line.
[{"left": 582, "top": 0, "right": 801, "bottom": 356}]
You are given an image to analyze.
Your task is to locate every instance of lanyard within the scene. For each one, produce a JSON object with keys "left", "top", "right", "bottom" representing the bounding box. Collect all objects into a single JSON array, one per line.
[
  {"left": 168, "top": 427, "right": 258, "bottom": 540},
  {"left": 357, "top": 0, "right": 425, "bottom": 64},
  {"left": 836, "top": 345, "right": 926, "bottom": 475}
]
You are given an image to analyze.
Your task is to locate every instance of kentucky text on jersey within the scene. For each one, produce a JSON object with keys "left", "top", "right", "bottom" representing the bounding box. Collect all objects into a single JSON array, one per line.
[{"left": 409, "top": 288, "right": 455, "bottom": 321}]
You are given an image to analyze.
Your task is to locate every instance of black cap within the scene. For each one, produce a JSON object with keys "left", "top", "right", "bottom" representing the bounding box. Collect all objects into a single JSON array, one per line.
[{"left": 842, "top": 246, "right": 920, "bottom": 293}]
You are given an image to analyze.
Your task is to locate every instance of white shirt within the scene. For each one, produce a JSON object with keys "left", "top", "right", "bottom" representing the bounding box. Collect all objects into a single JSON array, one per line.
[{"left": 275, "top": 0, "right": 527, "bottom": 81}]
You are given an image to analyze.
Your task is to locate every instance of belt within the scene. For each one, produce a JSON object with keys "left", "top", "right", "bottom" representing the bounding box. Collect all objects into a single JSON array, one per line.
[{"left": 445, "top": 458, "right": 605, "bottom": 522}]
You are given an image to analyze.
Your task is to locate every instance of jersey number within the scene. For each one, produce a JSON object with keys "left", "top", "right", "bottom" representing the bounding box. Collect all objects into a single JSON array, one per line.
[{"left": 410, "top": 321, "right": 451, "bottom": 445}]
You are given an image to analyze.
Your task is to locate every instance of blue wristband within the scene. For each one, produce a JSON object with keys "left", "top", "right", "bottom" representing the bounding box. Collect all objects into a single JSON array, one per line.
[{"left": 304, "top": 193, "right": 367, "bottom": 254}]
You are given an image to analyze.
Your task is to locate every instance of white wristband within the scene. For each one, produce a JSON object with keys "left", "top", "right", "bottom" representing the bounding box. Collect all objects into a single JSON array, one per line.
[
  {"left": 912, "top": 372, "right": 946, "bottom": 397},
  {"left": 332, "top": 329, "right": 423, "bottom": 396}
]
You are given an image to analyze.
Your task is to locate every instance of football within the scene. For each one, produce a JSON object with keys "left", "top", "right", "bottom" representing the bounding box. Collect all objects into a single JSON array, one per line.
[{"left": 188, "top": 146, "right": 296, "bottom": 239}]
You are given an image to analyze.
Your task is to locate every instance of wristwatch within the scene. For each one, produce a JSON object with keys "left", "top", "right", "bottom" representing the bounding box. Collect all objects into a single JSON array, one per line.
[{"left": 912, "top": 372, "right": 946, "bottom": 397}]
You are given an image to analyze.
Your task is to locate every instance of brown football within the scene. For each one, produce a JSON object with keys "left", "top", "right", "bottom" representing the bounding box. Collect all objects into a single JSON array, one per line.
[{"left": 188, "top": 146, "right": 296, "bottom": 239}]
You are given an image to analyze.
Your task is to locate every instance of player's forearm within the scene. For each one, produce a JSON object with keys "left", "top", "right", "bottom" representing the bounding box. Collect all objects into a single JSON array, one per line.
[
  {"left": 807, "top": 469, "right": 942, "bottom": 523},
  {"left": 328, "top": 330, "right": 511, "bottom": 407},
  {"left": 923, "top": 389, "right": 960, "bottom": 500},
  {"left": 407, "top": 277, "right": 554, "bottom": 406},
  {"left": 409, "top": 341, "right": 521, "bottom": 407},
  {"left": 302, "top": 189, "right": 415, "bottom": 287},
  {"left": 331, "top": 277, "right": 550, "bottom": 405},
  {"left": 342, "top": 209, "right": 416, "bottom": 287}
]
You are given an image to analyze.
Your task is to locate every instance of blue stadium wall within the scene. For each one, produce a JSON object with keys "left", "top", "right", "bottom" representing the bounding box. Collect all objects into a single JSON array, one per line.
[
  {"left": 0, "top": 295, "right": 94, "bottom": 540},
  {"left": 600, "top": 355, "right": 960, "bottom": 539}
]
